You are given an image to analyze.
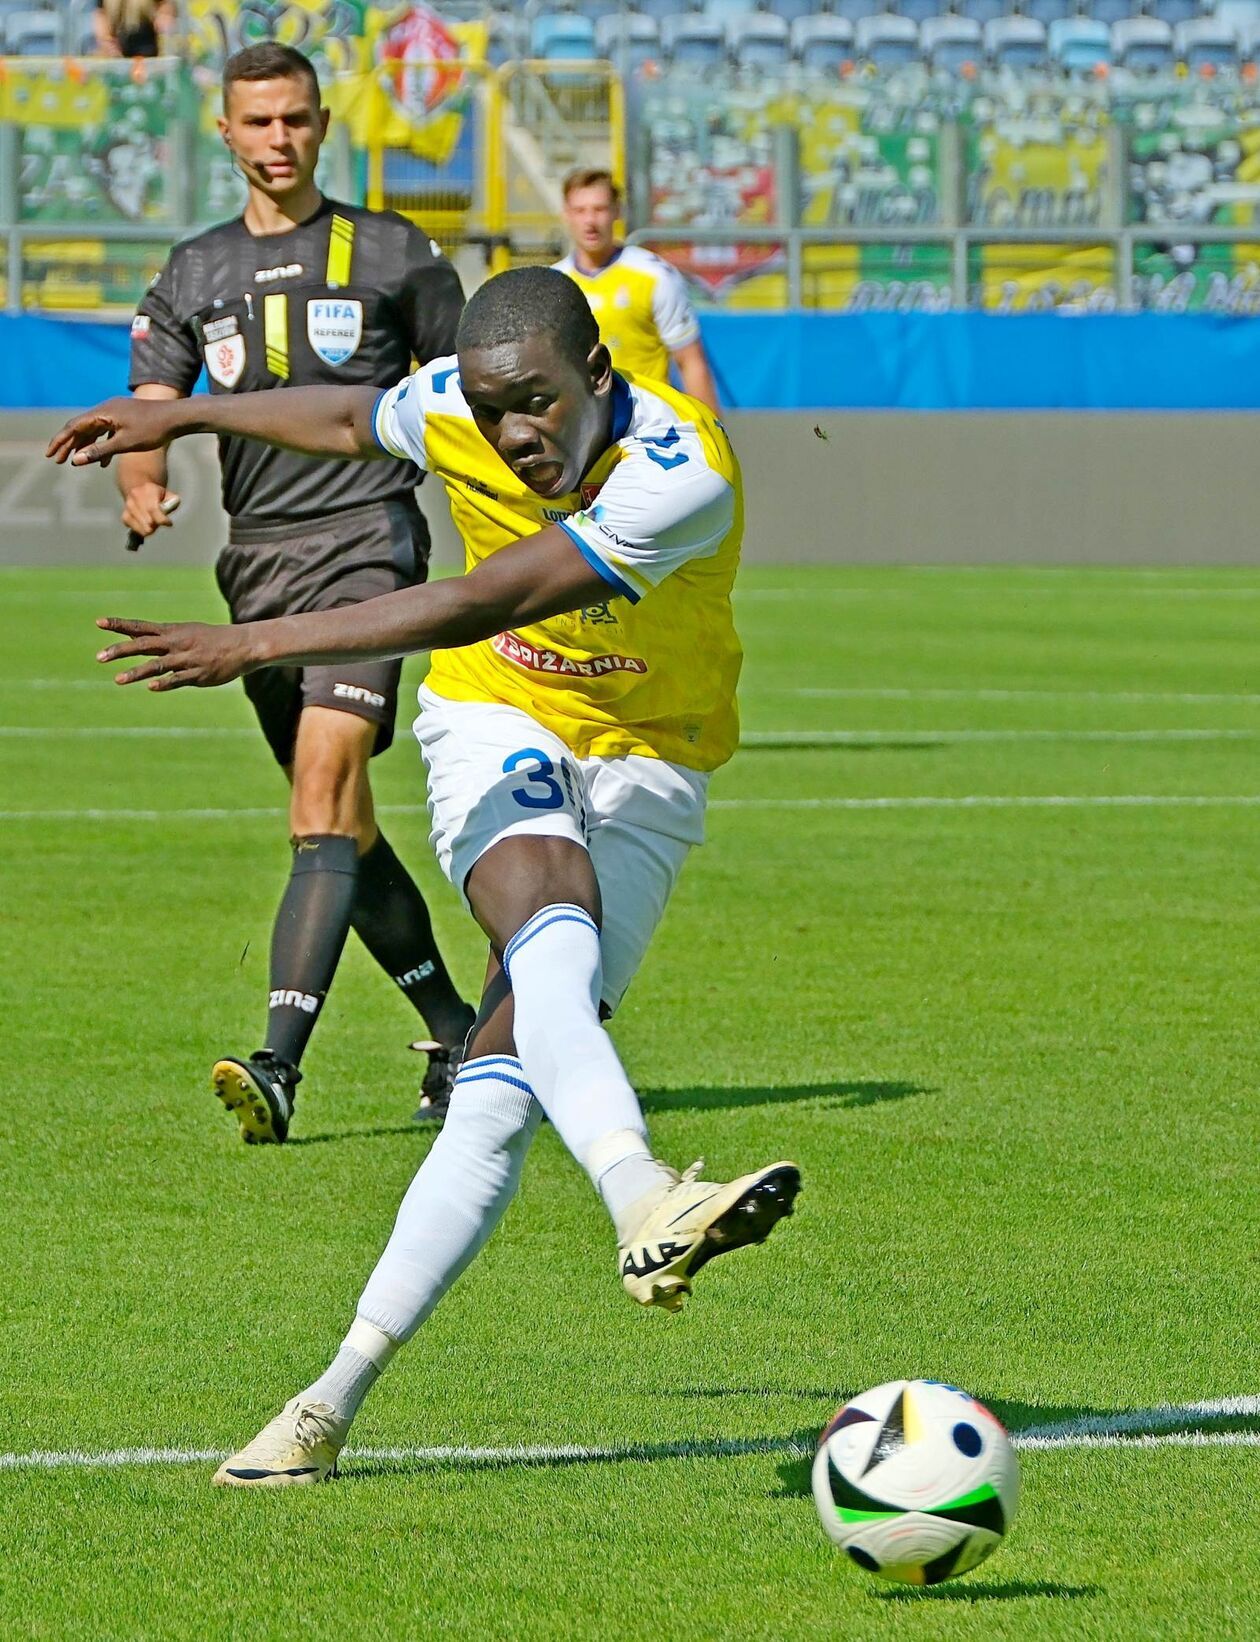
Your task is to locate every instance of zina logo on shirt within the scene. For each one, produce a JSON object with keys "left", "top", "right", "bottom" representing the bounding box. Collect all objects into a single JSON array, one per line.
[{"left": 307, "top": 298, "right": 363, "bottom": 366}]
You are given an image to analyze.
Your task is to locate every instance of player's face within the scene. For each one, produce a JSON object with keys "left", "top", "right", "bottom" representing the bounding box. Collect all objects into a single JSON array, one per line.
[
  {"left": 218, "top": 76, "right": 328, "bottom": 201},
  {"left": 460, "top": 335, "right": 614, "bottom": 499},
  {"left": 563, "top": 183, "right": 618, "bottom": 264}
]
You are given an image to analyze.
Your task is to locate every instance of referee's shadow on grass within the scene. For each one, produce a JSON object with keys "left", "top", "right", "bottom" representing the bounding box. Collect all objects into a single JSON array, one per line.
[{"left": 639, "top": 1080, "right": 927, "bottom": 1115}]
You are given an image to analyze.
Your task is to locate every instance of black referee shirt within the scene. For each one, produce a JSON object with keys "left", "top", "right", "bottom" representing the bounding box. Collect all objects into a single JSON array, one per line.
[{"left": 129, "top": 196, "right": 463, "bottom": 526}]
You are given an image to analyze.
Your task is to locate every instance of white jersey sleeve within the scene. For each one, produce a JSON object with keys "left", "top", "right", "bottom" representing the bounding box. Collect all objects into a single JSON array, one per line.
[
  {"left": 559, "top": 432, "right": 733, "bottom": 605},
  {"left": 650, "top": 260, "right": 701, "bottom": 352},
  {"left": 370, "top": 358, "right": 454, "bottom": 469}
]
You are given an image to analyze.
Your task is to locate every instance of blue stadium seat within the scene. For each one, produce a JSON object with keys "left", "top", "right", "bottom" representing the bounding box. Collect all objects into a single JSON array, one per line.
[
  {"left": 1148, "top": 0, "right": 1198, "bottom": 25},
  {"left": 920, "top": 13, "right": 983, "bottom": 72},
  {"left": 764, "top": 0, "right": 818, "bottom": 21},
  {"left": 1088, "top": 0, "right": 1134, "bottom": 25},
  {"left": 1214, "top": 0, "right": 1260, "bottom": 33},
  {"left": 1022, "top": 0, "right": 1072, "bottom": 26},
  {"left": 662, "top": 15, "right": 728, "bottom": 67},
  {"left": 855, "top": 12, "right": 920, "bottom": 67},
  {"left": 532, "top": 12, "right": 598, "bottom": 59},
  {"left": 896, "top": 0, "right": 943, "bottom": 22},
  {"left": 1049, "top": 15, "right": 1113, "bottom": 71},
  {"left": 791, "top": 13, "right": 856, "bottom": 69},
  {"left": 570, "top": 0, "right": 625, "bottom": 22},
  {"left": 983, "top": 15, "right": 1048, "bottom": 68},
  {"left": 705, "top": 0, "right": 763, "bottom": 20},
  {"left": 955, "top": 0, "right": 1008, "bottom": 25},
  {"left": 635, "top": 0, "right": 690, "bottom": 23},
  {"left": 830, "top": 0, "right": 885, "bottom": 22},
  {"left": 1173, "top": 16, "right": 1240, "bottom": 67},
  {"left": 486, "top": 13, "right": 525, "bottom": 67},
  {"left": 5, "top": 8, "right": 62, "bottom": 54},
  {"left": 732, "top": 12, "right": 792, "bottom": 66},
  {"left": 595, "top": 12, "right": 662, "bottom": 68},
  {"left": 1111, "top": 16, "right": 1175, "bottom": 70}
]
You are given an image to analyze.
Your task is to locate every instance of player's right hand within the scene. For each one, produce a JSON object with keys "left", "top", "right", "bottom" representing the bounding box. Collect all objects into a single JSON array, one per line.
[
  {"left": 121, "top": 483, "right": 182, "bottom": 539},
  {"left": 46, "top": 397, "right": 179, "bottom": 469}
]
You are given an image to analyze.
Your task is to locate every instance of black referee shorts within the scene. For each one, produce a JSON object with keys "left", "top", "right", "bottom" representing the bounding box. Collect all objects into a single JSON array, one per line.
[{"left": 215, "top": 496, "right": 431, "bottom": 766}]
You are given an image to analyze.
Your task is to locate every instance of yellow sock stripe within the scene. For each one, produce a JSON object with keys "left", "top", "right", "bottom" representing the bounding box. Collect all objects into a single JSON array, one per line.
[
  {"left": 263, "top": 293, "right": 289, "bottom": 380},
  {"left": 326, "top": 215, "right": 355, "bottom": 287}
]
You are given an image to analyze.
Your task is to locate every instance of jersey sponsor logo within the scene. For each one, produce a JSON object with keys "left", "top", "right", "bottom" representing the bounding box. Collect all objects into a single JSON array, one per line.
[
  {"left": 255, "top": 262, "right": 303, "bottom": 283},
  {"left": 493, "top": 631, "right": 646, "bottom": 679},
  {"left": 332, "top": 681, "right": 386, "bottom": 708},
  {"left": 463, "top": 475, "right": 498, "bottom": 501},
  {"left": 203, "top": 315, "right": 239, "bottom": 344},
  {"left": 205, "top": 334, "right": 246, "bottom": 389},
  {"left": 307, "top": 298, "right": 363, "bottom": 367},
  {"left": 130, "top": 314, "right": 151, "bottom": 339},
  {"left": 542, "top": 506, "right": 573, "bottom": 523}
]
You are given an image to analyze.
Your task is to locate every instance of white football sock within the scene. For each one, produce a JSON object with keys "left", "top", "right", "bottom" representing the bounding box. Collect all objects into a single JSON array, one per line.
[
  {"left": 502, "top": 903, "right": 673, "bottom": 1223},
  {"left": 355, "top": 1057, "right": 541, "bottom": 1345}
]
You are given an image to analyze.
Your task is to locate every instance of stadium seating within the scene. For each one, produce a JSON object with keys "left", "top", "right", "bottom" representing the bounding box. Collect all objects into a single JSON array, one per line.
[
  {"left": 921, "top": 14, "right": 983, "bottom": 71},
  {"left": 705, "top": 0, "right": 764, "bottom": 20},
  {"left": 731, "top": 12, "right": 792, "bottom": 66},
  {"left": 955, "top": 0, "right": 1010, "bottom": 27},
  {"left": 983, "top": 15, "right": 1049, "bottom": 68},
  {"left": 532, "top": 12, "right": 597, "bottom": 60},
  {"left": 595, "top": 12, "right": 661, "bottom": 67},
  {"left": 898, "top": 0, "right": 943, "bottom": 24},
  {"left": 1145, "top": 0, "right": 1198, "bottom": 26},
  {"left": 765, "top": 0, "right": 822, "bottom": 22},
  {"left": 1112, "top": 16, "right": 1176, "bottom": 70},
  {"left": 661, "top": 14, "right": 727, "bottom": 67},
  {"left": 791, "top": 13, "right": 856, "bottom": 70},
  {"left": 5, "top": 7, "right": 60, "bottom": 53},
  {"left": 1022, "top": 0, "right": 1072, "bottom": 26},
  {"left": 1173, "top": 16, "right": 1240, "bottom": 69},
  {"left": 855, "top": 13, "right": 920, "bottom": 68},
  {"left": 1048, "top": 16, "right": 1112, "bottom": 72},
  {"left": 1089, "top": 0, "right": 1135, "bottom": 27}
]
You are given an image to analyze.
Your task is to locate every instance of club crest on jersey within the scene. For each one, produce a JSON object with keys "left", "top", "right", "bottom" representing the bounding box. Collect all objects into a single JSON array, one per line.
[
  {"left": 307, "top": 298, "right": 363, "bottom": 366},
  {"left": 205, "top": 334, "right": 246, "bottom": 389},
  {"left": 580, "top": 481, "right": 604, "bottom": 507}
]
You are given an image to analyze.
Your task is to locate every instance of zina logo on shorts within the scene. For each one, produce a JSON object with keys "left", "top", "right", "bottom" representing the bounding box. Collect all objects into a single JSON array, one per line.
[
  {"left": 308, "top": 299, "right": 363, "bottom": 366},
  {"left": 333, "top": 681, "right": 386, "bottom": 708}
]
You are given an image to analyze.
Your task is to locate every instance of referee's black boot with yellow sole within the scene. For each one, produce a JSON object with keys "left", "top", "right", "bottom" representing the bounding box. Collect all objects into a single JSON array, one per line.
[{"left": 212, "top": 1052, "right": 301, "bottom": 1144}]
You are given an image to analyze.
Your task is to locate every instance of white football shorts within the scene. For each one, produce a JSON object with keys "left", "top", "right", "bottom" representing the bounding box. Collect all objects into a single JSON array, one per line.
[{"left": 413, "top": 684, "right": 709, "bottom": 1011}]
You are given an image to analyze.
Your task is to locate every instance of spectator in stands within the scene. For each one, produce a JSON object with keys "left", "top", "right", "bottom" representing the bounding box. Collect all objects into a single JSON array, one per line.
[
  {"left": 554, "top": 167, "right": 720, "bottom": 412},
  {"left": 93, "top": 0, "right": 175, "bottom": 58}
]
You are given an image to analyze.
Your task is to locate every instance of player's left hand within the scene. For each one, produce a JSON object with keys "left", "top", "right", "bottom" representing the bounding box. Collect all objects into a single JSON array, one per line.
[{"left": 95, "top": 617, "right": 253, "bottom": 691}]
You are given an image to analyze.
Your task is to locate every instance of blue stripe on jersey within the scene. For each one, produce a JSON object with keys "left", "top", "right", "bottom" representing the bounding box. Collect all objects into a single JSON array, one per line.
[
  {"left": 609, "top": 372, "right": 633, "bottom": 443},
  {"left": 557, "top": 522, "right": 641, "bottom": 605},
  {"left": 369, "top": 389, "right": 395, "bottom": 456}
]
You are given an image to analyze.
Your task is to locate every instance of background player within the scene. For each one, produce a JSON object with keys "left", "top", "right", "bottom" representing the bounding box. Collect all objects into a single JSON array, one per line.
[
  {"left": 122, "top": 42, "right": 474, "bottom": 1141},
  {"left": 51, "top": 267, "right": 800, "bottom": 1484},
  {"left": 554, "top": 167, "right": 721, "bottom": 411}
]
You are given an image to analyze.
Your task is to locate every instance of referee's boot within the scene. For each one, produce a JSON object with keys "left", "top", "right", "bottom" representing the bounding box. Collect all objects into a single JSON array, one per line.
[{"left": 212, "top": 1051, "right": 301, "bottom": 1145}]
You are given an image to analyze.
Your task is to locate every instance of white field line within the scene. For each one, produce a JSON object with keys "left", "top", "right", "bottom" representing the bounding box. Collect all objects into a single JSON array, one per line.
[
  {"left": 8, "top": 795, "right": 1260, "bottom": 823},
  {"left": 3, "top": 726, "right": 1257, "bottom": 744},
  {"left": 0, "top": 1398, "right": 1255, "bottom": 1475},
  {"left": 784, "top": 687, "right": 1260, "bottom": 705}
]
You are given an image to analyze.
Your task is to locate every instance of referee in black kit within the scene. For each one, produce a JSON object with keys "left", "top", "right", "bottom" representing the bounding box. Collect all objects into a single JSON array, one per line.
[{"left": 120, "top": 42, "right": 474, "bottom": 1144}]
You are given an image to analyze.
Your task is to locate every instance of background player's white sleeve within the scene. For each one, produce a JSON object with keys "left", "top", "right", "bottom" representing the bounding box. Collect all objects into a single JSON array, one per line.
[
  {"left": 372, "top": 369, "right": 431, "bottom": 468},
  {"left": 650, "top": 262, "right": 702, "bottom": 352},
  {"left": 559, "top": 438, "right": 733, "bottom": 604}
]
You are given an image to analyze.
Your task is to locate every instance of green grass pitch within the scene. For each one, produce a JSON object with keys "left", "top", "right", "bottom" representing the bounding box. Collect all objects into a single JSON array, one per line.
[{"left": 0, "top": 564, "right": 1257, "bottom": 1640}]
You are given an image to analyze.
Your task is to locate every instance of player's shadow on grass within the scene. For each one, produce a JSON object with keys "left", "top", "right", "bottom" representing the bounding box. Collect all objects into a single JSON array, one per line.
[
  {"left": 287, "top": 1124, "right": 427, "bottom": 1146},
  {"left": 639, "top": 1080, "right": 927, "bottom": 1116}
]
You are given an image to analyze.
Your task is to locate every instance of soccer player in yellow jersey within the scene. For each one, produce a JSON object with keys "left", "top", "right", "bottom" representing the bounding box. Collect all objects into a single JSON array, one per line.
[
  {"left": 555, "top": 167, "right": 721, "bottom": 412},
  {"left": 48, "top": 267, "right": 799, "bottom": 1486}
]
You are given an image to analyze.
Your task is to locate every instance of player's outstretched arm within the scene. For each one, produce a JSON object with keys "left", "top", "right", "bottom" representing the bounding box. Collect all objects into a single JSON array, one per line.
[
  {"left": 46, "top": 385, "right": 389, "bottom": 467},
  {"left": 95, "top": 526, "right": 615, "bottom": 692}
]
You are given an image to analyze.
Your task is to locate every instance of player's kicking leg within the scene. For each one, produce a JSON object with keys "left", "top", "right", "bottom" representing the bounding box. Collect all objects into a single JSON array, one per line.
[{"left": 213, "top": 704, "right": 473, "bottom": 1143}]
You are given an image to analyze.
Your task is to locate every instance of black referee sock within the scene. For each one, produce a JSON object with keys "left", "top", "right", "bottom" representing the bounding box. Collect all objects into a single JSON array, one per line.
[
  {"left": 265, "top": 833, "right": 360, "bottom": 1069},
  {"left": 352, "top": 832, "right": 472, "bottom": 1045}
]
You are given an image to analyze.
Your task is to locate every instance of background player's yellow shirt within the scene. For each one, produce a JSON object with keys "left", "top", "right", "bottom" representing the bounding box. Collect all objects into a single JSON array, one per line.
[
  {"left": 373, "top": 362, "right": 741, "bottom": 771},
  {"left": 552, "top": 246, "right": 701, "bottom": 383}
]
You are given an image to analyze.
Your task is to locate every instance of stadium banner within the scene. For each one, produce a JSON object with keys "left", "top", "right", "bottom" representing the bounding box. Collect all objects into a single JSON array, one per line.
[{"left": 12, "top": 311, "right": 1260, "bottom": 412}]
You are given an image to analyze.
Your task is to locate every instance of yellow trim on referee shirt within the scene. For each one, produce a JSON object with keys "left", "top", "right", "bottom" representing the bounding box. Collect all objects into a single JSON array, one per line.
[
  {"left": 263, "top": 293, "right": 289, "bottom": 380},
  {"left": 326, "top": 215, "right": 356, "bottom": 287}
]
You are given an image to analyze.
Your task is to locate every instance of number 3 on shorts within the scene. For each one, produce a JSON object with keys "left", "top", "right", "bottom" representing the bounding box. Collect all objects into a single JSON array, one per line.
[{"left": 503, "top": 747, "right": 567, "bottom": 811}]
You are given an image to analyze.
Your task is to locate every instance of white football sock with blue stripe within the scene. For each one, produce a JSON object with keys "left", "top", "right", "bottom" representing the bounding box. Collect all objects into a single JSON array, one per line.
[
  {"left": 503, "top": 902, "right": 672, "bottom": 1222},
  {"left": 354, "top": 1056, "right": 541, "bottom": 1346}
]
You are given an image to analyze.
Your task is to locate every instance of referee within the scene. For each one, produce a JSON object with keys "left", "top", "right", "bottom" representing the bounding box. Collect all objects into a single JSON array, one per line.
[{"left": 120, "top": 42, "right": 473, "bottom": 1144}]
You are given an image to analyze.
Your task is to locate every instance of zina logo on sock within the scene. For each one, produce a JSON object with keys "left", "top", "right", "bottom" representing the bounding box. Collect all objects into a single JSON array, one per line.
[
  {"left": 396, "top": 962, "right": 436, "bottom": 987},
  {"left": 270, "top": 988, "right": 319, "bottom": 1014}
]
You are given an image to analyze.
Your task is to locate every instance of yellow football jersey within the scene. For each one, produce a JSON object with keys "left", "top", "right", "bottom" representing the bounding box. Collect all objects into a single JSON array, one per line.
[
  {"left": 372, "top": 363, "right": 742, "bottom": 771},
  {"left": 552, "top": 245, "right": 701, "bottom": 382}
]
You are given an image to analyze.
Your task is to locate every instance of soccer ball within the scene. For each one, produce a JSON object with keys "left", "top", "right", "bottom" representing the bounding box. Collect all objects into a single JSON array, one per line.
[{"left": 812, "top": 1379, "right": 1019, "bottom": 1586}]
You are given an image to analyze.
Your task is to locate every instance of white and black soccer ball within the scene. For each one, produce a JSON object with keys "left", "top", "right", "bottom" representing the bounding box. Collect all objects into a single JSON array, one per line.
[{"left": 812, "top": 1379, "right": 1019, "bottom": 1586}]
